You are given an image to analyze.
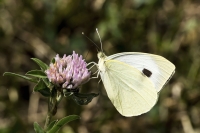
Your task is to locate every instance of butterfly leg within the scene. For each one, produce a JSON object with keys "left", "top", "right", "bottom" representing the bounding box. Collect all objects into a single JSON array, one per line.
[
  {"left": 92, "top": 69, "right": 99, "bottom": 75},
  {"left": 87, "top": 62, "right": 98, "bottom": 70},
  {"left": 90, "top": 70, "right": 100, "bottom": 79},
  {"left": 98, "top": 78, "right": 102, "bottom": 84},
  {"left": 87, "top": 62, "right": 101, "bottom": 79},
  {"left": 87, "top": 62, "right": 97, "bottom": 67}
]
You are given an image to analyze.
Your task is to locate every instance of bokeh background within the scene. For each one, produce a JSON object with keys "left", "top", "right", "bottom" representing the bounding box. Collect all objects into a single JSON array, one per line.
[{"left": 0, "top": 0, "right": 200, "bottom": 133}]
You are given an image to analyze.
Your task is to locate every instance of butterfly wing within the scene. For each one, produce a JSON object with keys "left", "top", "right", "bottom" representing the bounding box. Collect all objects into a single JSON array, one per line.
[
  {"left": 106, "top": 52, "right": 175, "bottom": 92},
  {"left": 100, "top": 60, "right": 157, "bottom": 117}
]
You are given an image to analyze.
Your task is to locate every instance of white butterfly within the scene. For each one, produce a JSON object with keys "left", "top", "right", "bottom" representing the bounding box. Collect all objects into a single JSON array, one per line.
[{"left": 88, "top": 29, "right": 175, "bottom": 117}]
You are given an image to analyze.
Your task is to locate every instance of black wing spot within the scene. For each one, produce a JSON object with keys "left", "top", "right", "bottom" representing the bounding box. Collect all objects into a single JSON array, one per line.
[{"left": 142, "top": 68, "right": 152, "bottom": 77}]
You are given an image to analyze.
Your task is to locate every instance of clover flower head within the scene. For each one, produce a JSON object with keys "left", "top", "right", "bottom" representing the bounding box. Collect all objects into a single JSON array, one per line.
[{"left": 45, "top": 51, "right": 91, "bottom": 90}]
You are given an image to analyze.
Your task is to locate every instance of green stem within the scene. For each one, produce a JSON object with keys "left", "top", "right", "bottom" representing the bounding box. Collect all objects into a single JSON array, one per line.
[
  {"left": 44, "top": 112, "right": 52, "bottom": 130},
  {"left": 44, "top": 97, "right": 56, "bottom": 129},
  {"left": 44, "top": 91, "right": 63, "bottom": 130}
]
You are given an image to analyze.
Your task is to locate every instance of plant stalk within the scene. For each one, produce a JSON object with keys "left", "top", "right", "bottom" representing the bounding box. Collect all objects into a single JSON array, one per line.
[
  {"left": 44, "top": 96, "right": 56, "bottom": 130},
  {"left": 44, "top": 112, "right": 52, "bottom": 130},
  {"left": 44, "top": 91, "right": 63, "bottom": 130}
]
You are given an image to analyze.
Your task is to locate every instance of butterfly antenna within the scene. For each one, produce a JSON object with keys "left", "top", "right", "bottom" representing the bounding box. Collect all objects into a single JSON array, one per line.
[
  {"left": 82, "top": 32, "right": 100, "bottom": 51},
  {"left": 96, "top": 28, "right": 103, "bottom": 52},
  {"left": 84, "top": 50, "right": 89, "bottom": 59}
]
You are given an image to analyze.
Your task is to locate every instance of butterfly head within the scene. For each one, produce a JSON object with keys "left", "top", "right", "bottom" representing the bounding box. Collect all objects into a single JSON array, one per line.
[{"left": 97, "top": 52, "right": 106, "bottom": 59}]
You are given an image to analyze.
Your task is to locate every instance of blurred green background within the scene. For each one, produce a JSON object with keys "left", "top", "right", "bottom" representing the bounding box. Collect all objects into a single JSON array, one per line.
[{"left": 0, "top": 0, "right": 200, "bottom": 133}]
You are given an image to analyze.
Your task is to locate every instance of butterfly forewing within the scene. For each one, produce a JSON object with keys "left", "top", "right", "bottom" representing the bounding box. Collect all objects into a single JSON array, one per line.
[
  {"left": 106, "top": 52, "right": 175, "bottom": 92},
  {"left": 100, "top": 60, "right": 158, "bottom": 117}
]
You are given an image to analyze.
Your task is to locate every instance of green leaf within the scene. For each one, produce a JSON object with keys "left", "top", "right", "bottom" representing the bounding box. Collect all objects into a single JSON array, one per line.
[
  {"left": 31, "top": 58, "right": 49, "bottom": 71},
  {"left": 34, "top": 80, "right": 51, "bottom": 97},
  {"left": 3, "top": 72, "right": 38, "bottom": 83},
  {"left": 72, "top": 93, "right": 99, "bottom": 105},
  {"left": 26, "top": 70, "right": 47, "bottom": 78},
  {"left": 38, "top": 89, "right": 51, "bottom": 97},
  {"left": 46, "top": 120, "right": 58, "bottom": 132},
  {"left": 51, "top": 58, "right": 55, "bottom": 64},
  {"left": 42, "top": 78, "right": 53, "bottom": 88},
  {"left": 63, "top": 89, "right": 74, "bottom": 97},
  {"left": 34, "top": 122, "right": 45, "bottom": 133},
  {"left": 47, "top": 115, "right": 80, "bottom": 133},
  {"left": 34, "top": 80, "right": 47, "bottom": 91}
]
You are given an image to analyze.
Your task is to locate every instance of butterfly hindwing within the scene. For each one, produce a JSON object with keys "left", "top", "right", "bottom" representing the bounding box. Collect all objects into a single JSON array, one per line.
[{"left": 100, "top": 60, "right": 158, "bottom": 116}]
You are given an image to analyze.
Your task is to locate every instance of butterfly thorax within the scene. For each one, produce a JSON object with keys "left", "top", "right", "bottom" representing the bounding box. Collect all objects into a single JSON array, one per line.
[{"left": 97, "top": 52, "right": 107, "bottom": 72}]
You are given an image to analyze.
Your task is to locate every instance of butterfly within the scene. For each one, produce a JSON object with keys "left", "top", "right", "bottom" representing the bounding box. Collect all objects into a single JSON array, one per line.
[{"left": 87, "top": 29, "right": 175, "bottom": 117}]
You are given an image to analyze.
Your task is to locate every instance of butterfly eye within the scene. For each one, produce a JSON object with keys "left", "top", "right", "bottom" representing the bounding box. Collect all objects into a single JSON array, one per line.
[
  {"left": 100, "top": 54, "right": 104, "bottom": 58},
  {"left": 142, "top": 68, "right": 152, "bottom": 77},
  {"left": 98, "top": 52, "right": 106, "bottom": 58}
]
